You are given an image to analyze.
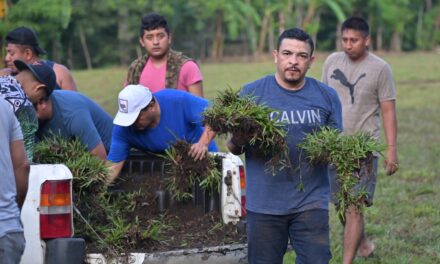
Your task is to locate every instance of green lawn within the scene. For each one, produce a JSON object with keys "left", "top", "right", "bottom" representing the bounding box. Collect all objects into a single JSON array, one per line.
[{"left": 73, "top": 52, "right": 440, "bottom": 263}]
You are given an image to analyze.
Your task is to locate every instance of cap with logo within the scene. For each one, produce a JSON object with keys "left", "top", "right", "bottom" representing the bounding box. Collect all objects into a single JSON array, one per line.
[
  {"left": 6, "top": 27, "right": 47, "bottom": 55},
  {"left": 14, "top": 60, "right": 56, "bottom": 94},
  {"left": 113, "top": 84, "right": 153, "bottom": 127}
]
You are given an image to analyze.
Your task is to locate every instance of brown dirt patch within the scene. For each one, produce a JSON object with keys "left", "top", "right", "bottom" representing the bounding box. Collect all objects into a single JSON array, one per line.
[
  {"left": 108, "top": 169, "right": 246, "bottom": 252},
  {"left": 85, "top": 151, "right": 246, "bottom": 253}
]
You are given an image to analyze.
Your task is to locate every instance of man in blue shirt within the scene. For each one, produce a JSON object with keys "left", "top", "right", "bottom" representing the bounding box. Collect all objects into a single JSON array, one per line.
[
  {"left": 107, "top": 85, "right": 217, "bottom": 183},
  {"left": 35, "top": 90, "right": 113, "bottom": 161},
  {"left": 227, "top": 28, "right": 342, "bottom": 264},
  {"left": 14, "top": 60, "right": 113, "bottom": 161}
]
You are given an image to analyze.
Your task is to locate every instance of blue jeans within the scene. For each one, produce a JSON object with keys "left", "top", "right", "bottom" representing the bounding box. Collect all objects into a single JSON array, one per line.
[
  {"left": 247, "top": 209, "right": 331, "bottom": 264},
  {"left": 0, "top": 232, "right": 25, "bottom": 264}
]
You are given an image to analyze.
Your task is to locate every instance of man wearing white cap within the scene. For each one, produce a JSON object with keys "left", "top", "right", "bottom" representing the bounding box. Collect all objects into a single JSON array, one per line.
[{"left": 107, "top": 85, "right": 217, "bottom": 183}]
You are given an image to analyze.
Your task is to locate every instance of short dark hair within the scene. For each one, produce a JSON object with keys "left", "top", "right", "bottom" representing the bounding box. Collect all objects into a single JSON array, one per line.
[
  {"left": 341, "top": 17, "right": 369, "bottom": 37},
  {"left": 139, "top": 13, "right": 170, "bottom": 37},
  {"left": 277, "top": 28, "right": 314, "bottom": 56}
]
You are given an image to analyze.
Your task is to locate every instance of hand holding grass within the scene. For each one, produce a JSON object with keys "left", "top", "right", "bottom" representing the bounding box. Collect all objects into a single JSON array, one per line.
[{"left": 204, "top": 88, "right": 290, "bottom": 173}]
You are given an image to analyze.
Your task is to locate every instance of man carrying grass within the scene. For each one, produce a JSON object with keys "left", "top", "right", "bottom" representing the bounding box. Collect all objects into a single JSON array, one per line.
[
  {"left": 227, "top": 28, "right": 342, "bottom": 264},
  {"left": 321, "top": 17, "right": 399, "bottom": 264}
]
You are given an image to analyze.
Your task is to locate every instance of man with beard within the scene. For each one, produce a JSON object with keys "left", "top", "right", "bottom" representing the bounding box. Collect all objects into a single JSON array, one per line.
[
  {"left": 125, "top": 13, "right": 204, "bottom": 97},
  {"left": 106, "top": 85, "right": 216, "bottom": 184},
  {"left": 227, "top": 28, "right": 342, "bottom": 264},
  {"left": 321, "top": 17, "right": 398, "bottom": 264}
]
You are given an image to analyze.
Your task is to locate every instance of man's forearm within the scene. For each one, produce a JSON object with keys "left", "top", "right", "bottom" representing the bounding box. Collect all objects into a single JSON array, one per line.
[
  {"left": 106, "top": 160, "right": 125, "bottom": 184},
  {"left": 11, "top": 140, "right": 30, "bottom": 209},
  {"left": 381, "top": 100, "right": 398, "bottom": 147},
  {"left": 199, "top": 125, "right": 216, "bottom": 146}
]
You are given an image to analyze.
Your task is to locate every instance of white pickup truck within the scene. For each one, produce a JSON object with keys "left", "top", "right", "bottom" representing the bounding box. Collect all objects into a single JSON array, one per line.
[{"left": 20, "top": 151, "right": 247, "bottom": 264}]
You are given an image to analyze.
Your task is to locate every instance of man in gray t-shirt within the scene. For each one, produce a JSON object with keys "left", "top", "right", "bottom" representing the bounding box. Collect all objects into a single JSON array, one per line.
[
  {"left": 228, "top": 28, "right": 342, "bottom": 264},
  {"left": 0, "top": 97, "right": 29, "bottom": 264},
  {"left": 322, "top": 17, "right": 398, "bottom": 264}
]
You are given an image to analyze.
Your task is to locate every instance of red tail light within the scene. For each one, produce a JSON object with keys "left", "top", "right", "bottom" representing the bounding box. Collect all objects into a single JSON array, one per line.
[
  {"left": 40, "top": 180, "right": 73, "bottom": 239},
  {"left": 239, "top": 165, "right": 246, "bottom": 218}
]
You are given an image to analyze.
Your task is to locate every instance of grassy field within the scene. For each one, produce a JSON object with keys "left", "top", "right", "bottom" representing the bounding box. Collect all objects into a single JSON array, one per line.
[{"left": 73, "top": 52, "right": 440, "bottom": 263}]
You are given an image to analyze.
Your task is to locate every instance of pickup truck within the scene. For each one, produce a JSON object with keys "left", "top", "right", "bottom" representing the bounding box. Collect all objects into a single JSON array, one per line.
[{"left": 20, "top": 151, "right": 247, "bottom": 264}]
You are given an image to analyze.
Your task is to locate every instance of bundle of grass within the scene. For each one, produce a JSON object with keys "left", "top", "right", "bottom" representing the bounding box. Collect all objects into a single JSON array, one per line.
[
  {"left": 203, "top": 88, "right": 290, "bottom": 174},
  {"left": 298, "top": 127, "right": 385, "bottom": 221},
  {"left": 161, "top": 140, "right": 221, "bottom": 202},
  {"left": 33, "top": 137, "right": 159, "bottom": 255}
]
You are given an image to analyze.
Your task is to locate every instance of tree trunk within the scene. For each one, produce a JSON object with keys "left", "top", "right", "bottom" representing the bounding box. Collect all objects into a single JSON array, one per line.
[
  {"left": 391, "top": 31, "right": 402, "bottom": 52},
  {"left": 278, "top": 11, "right": 285, "bottom": 35},
  {"left": 432, "top": 12, "right": 440, "bottom": 50},
  {"left": 52, "top": 39, "right": 60, "bottom": 62},
  {"left": 302, "top": 1, "right": 317, "bottom": 29},
  {"left": 257, "top": 8, "right": 270, "bottom": 56},
  {"left": 425, "top": 0, "right": 432, "bottom": 10},
  {"left": 78, "top": 25, "right": 93, "bottom": 69},
  {"left": 311, "top": 12, "right": 321, "bottom": 50},
  {"left": 376, "top": 25, "right": 383, "bottom": 52},
  {"left": 67, "top": 39, "right": 73, "bottom": 70},
  {"left": 335, "top": 22, "right": 341, "bottom": 51},
  {"left": 295, "top": 1, "right": 304, "bottom": 27},
  {"left": 245, "top": 0, "right": 257, "bottom": 58},
  {"left": 416, "top": 4, "right": 424, "bottom": 49},
  {"left": 211, "top": 12, "right": 224, "bottom": 60},
  {"left": 117, "top": 5, "right": 131, "bottom": 66},
  {"left": 268, "top": 15, "right": 275, "bottom": 52}
]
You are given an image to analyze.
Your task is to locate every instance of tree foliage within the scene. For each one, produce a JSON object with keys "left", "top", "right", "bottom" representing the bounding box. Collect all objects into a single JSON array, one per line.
[{"left": 1, "top": 0, "right": 439, "bottom": 68}]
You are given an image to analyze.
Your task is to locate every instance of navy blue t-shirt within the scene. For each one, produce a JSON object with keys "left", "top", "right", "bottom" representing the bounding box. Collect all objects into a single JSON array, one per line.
[
  {"left": 241, "top": 75, "right": 342, "bottom": 215},
  {"left": 37, "top": 90, "right": 113, "bottom": 151},
  {"left": 108, "top": 89, "right": 218, "bottom": 163}
]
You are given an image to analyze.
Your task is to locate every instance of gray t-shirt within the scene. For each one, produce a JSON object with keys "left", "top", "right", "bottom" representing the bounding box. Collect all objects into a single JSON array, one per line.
[
  {"left": 322, "top": 52, "right": 396, "bottom": 139},
  {"left": 0, "top": 97, "right": 24, "bottom": 237},
  {"left": 241, "top": 76, "right": 342, "bottom": 215}
]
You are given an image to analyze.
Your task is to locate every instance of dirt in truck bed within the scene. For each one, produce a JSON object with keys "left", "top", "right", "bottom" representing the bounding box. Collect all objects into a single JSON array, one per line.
[{"left": 86, "top": 166, "right": 246, "bottom": 253}]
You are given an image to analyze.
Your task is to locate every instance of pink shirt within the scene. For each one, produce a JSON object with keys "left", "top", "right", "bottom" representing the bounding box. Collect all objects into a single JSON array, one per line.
[{"left": 138, "top": 59, "right": 203, "bottom": 92}]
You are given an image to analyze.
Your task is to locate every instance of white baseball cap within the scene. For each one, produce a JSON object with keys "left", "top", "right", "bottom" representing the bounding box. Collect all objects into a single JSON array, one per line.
[{"left": 113, "top": 84, "right": 153, "bottom": 126}]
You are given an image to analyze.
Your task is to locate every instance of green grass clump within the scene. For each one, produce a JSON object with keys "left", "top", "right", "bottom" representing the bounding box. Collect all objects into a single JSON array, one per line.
[
  {"left": 203, "top": 88, "right": 290, "bottom": 174},
  {"left": 160, "top": 140, "right": 221, "bottom": 202},
  {"left": 298, "top": 127, "right": 386, "bottom": 221}
]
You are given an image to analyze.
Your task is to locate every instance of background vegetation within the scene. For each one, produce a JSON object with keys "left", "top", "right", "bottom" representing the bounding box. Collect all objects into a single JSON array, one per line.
[
  {"left": 73, "top": 52, "right": 440, "bottom": 262},
  {"left": 1, "top": 0, "right": 440, "bottom": 69}
]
